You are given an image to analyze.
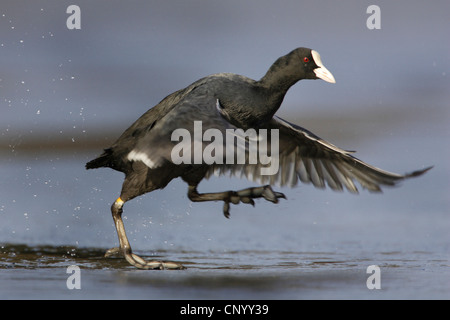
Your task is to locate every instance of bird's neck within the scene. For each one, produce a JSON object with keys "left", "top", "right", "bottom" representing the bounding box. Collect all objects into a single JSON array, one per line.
[
  {"left": 258, "top": 53, "right": 302, "bottom": 94},
  {"left": 256, "top": 76, "right": 297, "bottom": 118}
]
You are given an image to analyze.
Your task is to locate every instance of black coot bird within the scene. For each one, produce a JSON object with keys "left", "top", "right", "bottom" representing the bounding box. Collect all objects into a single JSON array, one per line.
[{"left": 86, "top": 47, "right": 431, "bottom": 269}]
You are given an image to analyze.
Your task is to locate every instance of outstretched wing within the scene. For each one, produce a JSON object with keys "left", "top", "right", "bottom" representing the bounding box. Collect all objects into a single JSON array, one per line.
[
  {"left": 124, "top": 87, "right": 430, "bottom": 193},
  {"left": 206, "top": 116, "right": 431, "bottom": 193}
]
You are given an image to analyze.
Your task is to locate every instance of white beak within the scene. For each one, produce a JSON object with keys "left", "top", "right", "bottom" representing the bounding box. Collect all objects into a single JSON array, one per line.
[{"left": 311, "top": 50, "right": 336, "bottom": 83}]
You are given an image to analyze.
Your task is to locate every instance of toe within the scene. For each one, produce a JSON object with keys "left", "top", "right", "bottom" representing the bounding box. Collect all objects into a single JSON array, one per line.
[
  {"left": 261, "top": 186, "right": 278, "bottom": 203},
  {"left": 104, "top": 247, "right": 122, "bottom": 258}
]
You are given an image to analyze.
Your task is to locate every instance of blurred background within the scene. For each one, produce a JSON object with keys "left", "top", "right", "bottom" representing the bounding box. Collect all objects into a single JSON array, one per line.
[{"left": 0, "top": 0, "right": 448, "bottom": 298}]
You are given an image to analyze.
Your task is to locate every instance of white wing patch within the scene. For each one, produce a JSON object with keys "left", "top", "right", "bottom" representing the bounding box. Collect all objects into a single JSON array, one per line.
[{"left": 127, "top": 150, "right": 158, "bottom": 168}]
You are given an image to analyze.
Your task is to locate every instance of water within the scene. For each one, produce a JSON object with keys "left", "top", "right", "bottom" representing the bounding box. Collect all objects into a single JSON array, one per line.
[
  {"left": 1, "top": 111, "right": 448, "bottom": 299},
  {"left": 1, "top": 243, "right": 448, "bottom": 300}
]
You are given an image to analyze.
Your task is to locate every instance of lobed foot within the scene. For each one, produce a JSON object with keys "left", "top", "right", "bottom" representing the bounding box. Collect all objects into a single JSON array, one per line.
[
  {"left": 105, "top": 247, "right": 185, "bottom": 270},
  {"left": 223, "top": 185, "right": 286, "bottom": 218}
]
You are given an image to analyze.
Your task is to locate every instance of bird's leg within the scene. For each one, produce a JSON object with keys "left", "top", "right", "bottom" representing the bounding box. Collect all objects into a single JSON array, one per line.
[
  {"left": 105, "top": 197, "right": 185, "bottom": 270},
  {"left": 188, "top": 185, "right": 286, "bottom": 218}
]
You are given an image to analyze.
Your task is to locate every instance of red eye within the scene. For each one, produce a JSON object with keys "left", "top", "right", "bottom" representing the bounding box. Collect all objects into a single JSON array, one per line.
[{"left": 303, "top": 57, "right": 309, "bottom": 63}]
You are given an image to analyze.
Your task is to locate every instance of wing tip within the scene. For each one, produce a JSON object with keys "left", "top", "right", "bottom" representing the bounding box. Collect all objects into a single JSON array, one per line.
[{"left": 404, "top": 165, "right": 433, "bottom": 178}]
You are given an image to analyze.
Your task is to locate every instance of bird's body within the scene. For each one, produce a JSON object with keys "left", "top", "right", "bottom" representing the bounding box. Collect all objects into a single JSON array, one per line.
[{"left": 86, "top": 48, "right": 430, "bottom": 269}]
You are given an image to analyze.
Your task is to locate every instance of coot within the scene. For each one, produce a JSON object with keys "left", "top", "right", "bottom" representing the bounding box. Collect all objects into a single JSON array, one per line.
[{"left": 86, "top": 47, "right": 431, "bottom": 269}]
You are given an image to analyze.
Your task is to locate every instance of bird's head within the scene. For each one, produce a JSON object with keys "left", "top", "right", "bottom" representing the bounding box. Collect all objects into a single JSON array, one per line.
[{"left": 295, "top": 48, "right": 336, "bottom": 84}]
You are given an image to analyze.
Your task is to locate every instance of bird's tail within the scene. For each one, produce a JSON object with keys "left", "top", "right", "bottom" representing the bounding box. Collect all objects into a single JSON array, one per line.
[{"left": 85, "top": 148, "right": 114, "bottom": 169}]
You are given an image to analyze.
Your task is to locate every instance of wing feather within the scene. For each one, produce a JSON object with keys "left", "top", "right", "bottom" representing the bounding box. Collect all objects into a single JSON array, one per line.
[{"left": 206, "top": 116, "right": 431, "bottom": 193}]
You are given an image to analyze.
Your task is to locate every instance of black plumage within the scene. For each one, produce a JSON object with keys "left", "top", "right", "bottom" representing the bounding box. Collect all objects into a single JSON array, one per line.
[{"left": 86, "top": 47, "right": 431, "bottom": 269}]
